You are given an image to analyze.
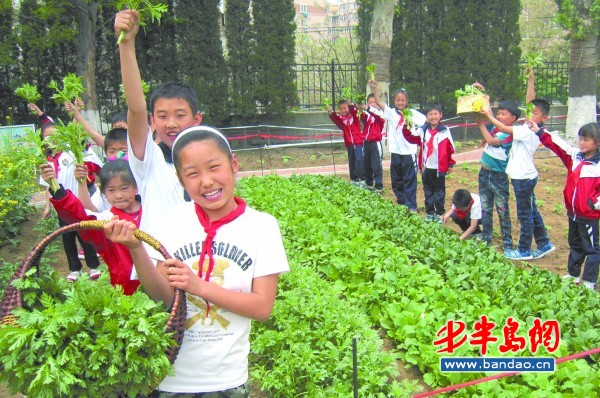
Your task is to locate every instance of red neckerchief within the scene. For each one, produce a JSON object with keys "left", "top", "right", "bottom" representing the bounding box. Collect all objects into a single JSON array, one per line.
[
  {"left": 194, "top": 197, "right": 247, "bottom": 314},
  {"left": 48, "top": 151, "right": 63, "bottom": 179},
  {"left": 425, "top": 127, "right": 439, "bottom": 163},
  {"left": 341, "top": 114, "right": 353, "bottom": 127},
  {"left": 455, "top": 199, "right": 474, "bottom": 220},
  {"left": 111, "top": 206, "right": 142, "bottom": 227},
  {"left": 395, "top": 108, "right": 405, "bottom": 130}
]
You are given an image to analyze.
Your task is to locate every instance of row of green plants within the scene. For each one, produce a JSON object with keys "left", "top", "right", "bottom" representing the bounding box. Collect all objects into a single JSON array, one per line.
[{"left": 238, "top": 174, "right": 599, "bottom": 397}]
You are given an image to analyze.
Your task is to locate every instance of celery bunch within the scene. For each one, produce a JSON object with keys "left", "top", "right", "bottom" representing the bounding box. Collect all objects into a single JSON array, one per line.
[
  {"left": 48, "top": 73, "right": 85, "bottom": 105},
  {"left": 116, "top": 0, "right": 169, "bottom": 44},
  {"left": 45, "top": 120, "right": 89, "bottom": 183},
  {"left": 17, "top": 128, "right": 59, "bottom": 191},
  {"left": 14, "top": 83, "right": 41, "bottom": 104}
]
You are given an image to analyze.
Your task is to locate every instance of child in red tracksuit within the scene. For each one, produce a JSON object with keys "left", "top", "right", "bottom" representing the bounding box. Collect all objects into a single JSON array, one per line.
[
  {"left": 328, "top": 100, "right": 366, "bottom": 187},
  {"left": 403, "top": 103, "right": 455, "bottom": 222},
  {"left": 39, "top": 159, "right": 141, "bottom": 295},
  {"left": 360, "top": 94, "right": 385, "bottom": 193},
  {"left": 533, "top": 122, "right": 600, "bottom": 290}
]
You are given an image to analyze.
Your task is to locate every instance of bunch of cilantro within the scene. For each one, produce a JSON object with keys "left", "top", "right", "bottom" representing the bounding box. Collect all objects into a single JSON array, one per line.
[{"left": 0, "top": 265, "right": 175, "bottom": 397}]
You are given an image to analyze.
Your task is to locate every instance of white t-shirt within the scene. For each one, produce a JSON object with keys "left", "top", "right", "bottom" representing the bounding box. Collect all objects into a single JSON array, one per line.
[
  {"left": 91, "top": 190, "right": 111, "bottom": 212},
  {"left": 127, "top": 128, "right": 186, "bottom": 231},
  {"left": 382, "top": 106, "right": 425, "bottom": 155},
  {"left": 452, "top": 193, "right": 482, "bottom": 220},
  {"left": 505, "top": 125, "right": 540, "bottom": 180},
  {"left": 149, "top": 203, "right": 289, "bottom": 393},
  {"left": 40, "top": 148, "right": 103, "bottom": 195}
]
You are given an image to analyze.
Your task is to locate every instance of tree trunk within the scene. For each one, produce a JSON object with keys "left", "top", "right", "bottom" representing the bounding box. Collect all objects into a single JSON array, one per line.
[
  {"left": 565, "top": 20, "right": 598, "bottom": 142},
  {"left": 73, "top": 1, "right": 101, "bottom": 132},
  {"left": 366, "top": 0, "right": 397, "bottom": 103}
]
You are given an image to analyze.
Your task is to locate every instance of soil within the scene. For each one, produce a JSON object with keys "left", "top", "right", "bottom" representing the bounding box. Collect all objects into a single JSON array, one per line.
[{"left": 0, "top": 144, "right": 594, "bottom": 397}]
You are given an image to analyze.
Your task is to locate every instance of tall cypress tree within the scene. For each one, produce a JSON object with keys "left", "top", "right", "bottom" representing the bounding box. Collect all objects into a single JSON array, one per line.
[
  {"left": 0, "top": 0, "right": 16, "bottom": 124},
  {"left": 175, "top": 0, "right": 228, "bottom": 125},
  {"left": 388, "top": 0, "right": 521, "bottom": 114},
  {"left": 251, "top": 0, "right": 296, "bottom": 120},
  {"left": 225, "top": 0, "right": 255, "bottom": 122}
]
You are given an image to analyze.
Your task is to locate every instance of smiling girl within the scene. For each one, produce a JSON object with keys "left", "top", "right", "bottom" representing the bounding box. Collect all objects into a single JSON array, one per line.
[
  {"left": 104, "top": 126, "right": 289, "bottom": 397},
  {"left": 40, "top": 160, "right": 141, "bottom": 294}
]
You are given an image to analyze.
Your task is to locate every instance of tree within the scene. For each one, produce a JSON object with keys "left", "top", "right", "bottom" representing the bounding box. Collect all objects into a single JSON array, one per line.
[
  {"left": 0, "top": 0, "right": 16, "bottom": 125},
  {"left": 365, "top": 0, "right": 397, "bottom": 104},
  {"left": 224, "top": 0, "right": 255, "bottom": 121},
  {"left": 555, "top": 0, "right": 599, "bottom": 141},
  {"left": 175, "top": 0, "right": 228, "bottom": 125},
  {"left": 252, "top": 0, "right": 297, "bottom": 120}
]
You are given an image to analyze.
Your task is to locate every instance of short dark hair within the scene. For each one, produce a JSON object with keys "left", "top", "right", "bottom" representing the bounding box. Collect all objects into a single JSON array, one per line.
[
  {"left": 425, "top": 103, "right": 443, "bottom": 115},
  {"left": 99, "top": 159, "right": 137, "bottom": 194},
  {"left": 392, "top": 88, "right": 408, "bottom": 101},
  {"left": 578, "top": 122, "right": 600, "bottom": 142},
  {"left": 110, "top": 111, "right": 127, "bottom": 126},
  {"left": 104, "top": 127, "right": 128, "bottom": 153},
  {"left": 367, "top": 93, "right": 375, "bottom": 100},
  {"left": 338, "top": 99, "right": 349, "bottom": 106},
  {"left": 531, "top": 99, "right": 551, "bottom": 116},
  {"left": 453, "top": 189, "right": 472, "bottom": 208},
  {"left": 497, "top": 100, "right": 521, "bottom": 120},
  {"left": 149, "top": 81, "right": 199, "bottom": 115}
]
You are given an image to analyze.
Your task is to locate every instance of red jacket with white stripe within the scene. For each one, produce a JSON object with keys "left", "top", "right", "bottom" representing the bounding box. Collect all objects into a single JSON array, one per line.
[
  {"left": 538, "top": 129, "right": 600, "bottom": 221},
  {"left": 360, "top": 106, "right": 385, "bottom": 142},
  {"left": 329, "top": 104, "right": 364, "bottom": 147},
  {"left": 403, "top": 123, "right": 455, "bottom": 174},
  {"left": 50, "top": 189, "right": 141, "bottom": 295}
]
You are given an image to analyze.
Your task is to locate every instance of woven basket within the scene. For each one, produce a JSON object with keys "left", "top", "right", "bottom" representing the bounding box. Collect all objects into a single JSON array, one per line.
[{"left": 0, "top": 219, "right": 187, "bottom": 365}]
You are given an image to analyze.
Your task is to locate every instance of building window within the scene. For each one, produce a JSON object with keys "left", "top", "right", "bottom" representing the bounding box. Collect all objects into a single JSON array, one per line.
[{"left": 301, "top": 4, "right": 307, "bottom": 14}]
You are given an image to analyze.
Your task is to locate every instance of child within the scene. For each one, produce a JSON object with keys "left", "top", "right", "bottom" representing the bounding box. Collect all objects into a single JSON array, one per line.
[
  {"left": 359, "top": 94, "right": 385, "bottom": 193},
  {"left": 532, "top": 122, "right": 600, "bottom": 290},
  {"left": 104, "top": 126, "right": 289, "bottom": 396},
  {"left": 403, "top": 104, "right": 455, "bottom": 222},
  {"left": 39, "top": 121, "right": 104, "bottom": 281},
  {"left": 111, "top": 111, "right": 128, "bottom": 129},
  {"left": 115, "top": 10, "right": 202, "bottom": 231},
  {"left": 40, "top": 160, "right": 141, "bottom": 295},
  {"left": 368, "top": 80, "right": 426, "bottom": 211},
  {"left": 482, "top": 99, "right": 555, "bottom": 260},
  {"left": 327, "top": 100, "right": 365, "bottom": 187},
  {"left": 475, "top": 99, "right": 519, "bottom": 252},
  {"left": 441, "top": 189, "right": 483, "bottom": 240}
]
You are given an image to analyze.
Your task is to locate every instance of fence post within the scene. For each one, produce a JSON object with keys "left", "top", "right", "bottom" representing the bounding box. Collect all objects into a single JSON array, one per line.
[{"left": 331, "top": 59, "right": 336, "bottom": 107}]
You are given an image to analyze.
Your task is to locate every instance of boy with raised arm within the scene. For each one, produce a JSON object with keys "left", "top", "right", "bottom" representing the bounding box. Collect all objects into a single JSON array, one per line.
[{"left": 115, "top": 10, "right": 202, "bottom": 231}]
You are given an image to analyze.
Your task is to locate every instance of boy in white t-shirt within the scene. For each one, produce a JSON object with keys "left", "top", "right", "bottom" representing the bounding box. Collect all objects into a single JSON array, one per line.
[
  {"left": 441, "top": 189, "right": 483, "bottom": 240},
  {"left": 482, "top": 99, "right": 555, "bottom": 260}
]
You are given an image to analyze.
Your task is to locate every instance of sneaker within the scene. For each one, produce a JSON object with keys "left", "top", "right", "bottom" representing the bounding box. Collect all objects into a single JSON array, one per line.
[
  {"left": 563, "top": 274, "right": 581, "bottom": 284},
  {"left": 434, "top": 214, "right": 443, "bottom": 224},
  {"left": 89, "top": 269, "right": 101, "bottom": 280},
  {"left": 504, "top": 249, "right": 534, "bottom": 260},
  {"left": 425, "top": 214, "right": 434, "bottom": 222},
  {"left": 409, "top": 208, "right": 418, "bottom": 213},
  {"left": 67, "top": 271, "right": 81, "bottom": 282},
  {"left": 373, "top": 189, "right": 383, "bottom": 195},
  {"left": 78, "top": 249, "right": 85, "bottom": 260},
  {"left": 532, "top": 243, "right": 556, "bottom": 259},
  {"left": 471, "top": 233, "right": 483, "bottom": 241},
  {"left": 358, "top": 181, "right": 369, "bottom": 189},
  {"left": 582, "top": 280, "right": 596, "bottom": 290}
]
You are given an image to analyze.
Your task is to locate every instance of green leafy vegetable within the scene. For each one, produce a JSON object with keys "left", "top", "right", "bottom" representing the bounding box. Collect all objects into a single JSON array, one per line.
[
  {"left": 116, "top": 0, "right": 169, "bottom": 44},
  {"left": 525, "top": 51, "right": 545, "bottom": 70},
  {"left": 454, "top": 84, "right": 485, "bottom": 99},
  {"left": 0, "top": 267, "right": 175, "bottom": 397},
  {"left": 322, "top": 97, "right": 331, "bottom": 110},
  {"left": 15, "top": 128, "right": 60, "bottom": 192},
  {"left": 48, "top": 73, "right": 85, "bottom": 106},
  {"left": 366, "top": 63, "right": 377, "bottom": 81},
  {"left": 44, "top": 120, "right": 89, "bottom": 184},
  {"left": 14, "top": 83, "right": 41, "bottom": 104},
  {"left": 119, "top": 80, "right": 151, "bottom": 103},
  {"left": 520, "top": 102, "right": 534, "bottom": 120},
  {"left": 340, "top": 87, "right": 366, "bottom": 105},
  {"left": 402, "top": 108, "right": 414, "bottom": 129}
]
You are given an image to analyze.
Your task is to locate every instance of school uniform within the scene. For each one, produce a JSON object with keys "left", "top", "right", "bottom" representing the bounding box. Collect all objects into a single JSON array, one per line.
[
  {"left": 329, "top": 105, "right": 365, "bottom": 182},
  {"left": 382, "top": 105, "right": 426, "bottom": 209},
  {"left": 360, "top": 106, "right": 385, "bottom": 190},
  {"left": 538, "top": 129, "right": 600, "bottom": 285},
  {"left": 451, "top": 193, "right": 483, "bottom": 235},
  {"left": 404, "top": 122, "right": 455, "bottom": 216}
]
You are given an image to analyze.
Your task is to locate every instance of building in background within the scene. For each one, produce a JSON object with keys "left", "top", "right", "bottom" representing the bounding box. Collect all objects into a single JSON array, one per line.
[
  {"left": 325, "top": 0, "right": 359, "bottom": 38},
  {"left": 294, "top": 0, "right": 328, "bottom": 38},
  {"left": 293, "top": 0, "right": 359, "bottom": 40}
]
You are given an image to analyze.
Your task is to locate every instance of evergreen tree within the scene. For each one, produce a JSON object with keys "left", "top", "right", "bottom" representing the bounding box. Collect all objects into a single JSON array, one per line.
[
  {"left": 0, "top": 0, "right": 16, "bottom": 124},
  {"left": 388, "top": 0, "right": 521, "bottom": 114},
  {"left": 225, "top": 0, "right": 255, "bottom": 122},
  {"left": 356, "top": 0, "right": 375, "bottom": 90},
  {"left": 251, "top": 0, "right": 297, "bottom": 120},
  {"left": 175, "top": 0, "right": 228, "bottom": 125}
]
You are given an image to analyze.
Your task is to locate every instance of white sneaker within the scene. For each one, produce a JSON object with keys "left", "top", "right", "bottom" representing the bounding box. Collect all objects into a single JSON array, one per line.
[
  {"left": 67, "top": 271, "right": 81, "bottom": 282},
  {"left": 563, "top": 274, "right": 581, "bottom": 284},
  {"left": 89, "top": 269, "right": 101, "bottom": 280},
  {"left": 582, "top": 280, "right": 595, "bottom": 290}
]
